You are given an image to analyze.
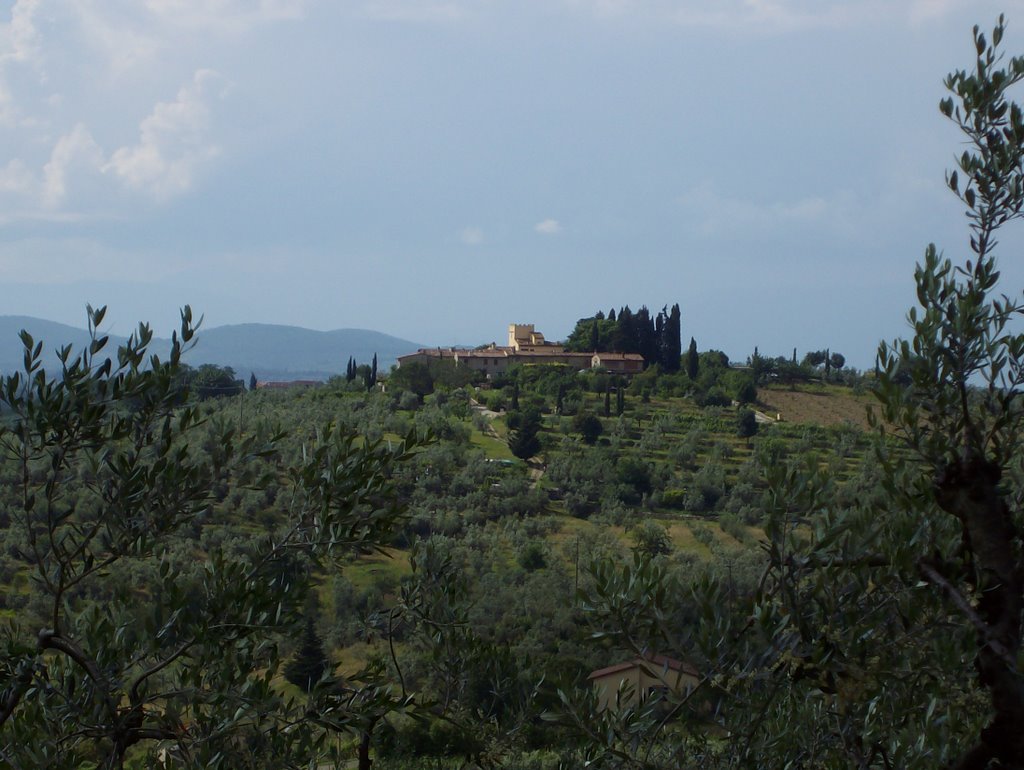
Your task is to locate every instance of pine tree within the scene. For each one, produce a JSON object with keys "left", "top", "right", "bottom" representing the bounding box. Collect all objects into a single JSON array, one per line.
[
  {"left": 508, "top": 414, "right": 541, "bottom": 460},
  {"left": 284, "top": 616, "right": 330, "bottom": 693}
]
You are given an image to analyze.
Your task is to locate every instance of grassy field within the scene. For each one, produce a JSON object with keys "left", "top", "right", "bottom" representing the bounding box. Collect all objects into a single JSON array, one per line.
[{"left": 758, "top": 383, "right": 875, "bottom": 429}]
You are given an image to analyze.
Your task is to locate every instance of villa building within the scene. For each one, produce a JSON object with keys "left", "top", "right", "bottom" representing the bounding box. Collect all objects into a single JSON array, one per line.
[{"left": 396, "top": 324, "right": 644, "bottom": 376}]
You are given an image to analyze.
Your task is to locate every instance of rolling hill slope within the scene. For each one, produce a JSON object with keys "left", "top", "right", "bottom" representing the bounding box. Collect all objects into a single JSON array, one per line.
[{"left": 0, "top": 316, "right": 424, "bottom": 381}]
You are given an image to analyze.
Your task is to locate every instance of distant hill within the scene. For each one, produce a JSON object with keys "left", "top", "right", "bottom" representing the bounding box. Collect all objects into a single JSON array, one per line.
[
  {"left": 0, "top": 317, "right": 424, "bottom": 382},
  {"left": 0, "top": 316, "right": 109, "bottom": 375}
]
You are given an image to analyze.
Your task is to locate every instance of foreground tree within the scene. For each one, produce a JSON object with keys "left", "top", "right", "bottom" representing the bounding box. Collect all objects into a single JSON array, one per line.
[
  {"left": 872, "top": 18, "right": 1024, "bottom": 765},
  {"left": 561, "top": 17, "right": 1024, "bottom": 769},
  {"left": 0, "top": 306, "right": 417, "bottom": 769}
]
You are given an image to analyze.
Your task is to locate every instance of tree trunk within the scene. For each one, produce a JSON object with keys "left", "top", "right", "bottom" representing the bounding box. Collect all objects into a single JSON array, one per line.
[{"left": 936, "top": 457, "right": 1024, "bottom": 768}]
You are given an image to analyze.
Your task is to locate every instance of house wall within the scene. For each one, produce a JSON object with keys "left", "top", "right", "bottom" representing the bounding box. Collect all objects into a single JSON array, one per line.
[
  {"left": 453, "top": 353, "right": 510, "bottom": 374},
  {"left": 395, "top": 352, "right": 437, "bottom": 367},
  {"left": 591, "top": 354, "right": 644, "bottom": 373},
  {"left": 591, "top": 664, "right": 699, "bottom": 711}
]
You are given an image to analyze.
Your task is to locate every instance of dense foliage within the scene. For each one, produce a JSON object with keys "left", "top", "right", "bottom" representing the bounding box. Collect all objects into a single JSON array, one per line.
[
  {"left": 565, "top": 304, "right": 682, "bottom": 372},
  {"left": 2, "top": 17, "right": 1022, "bottom": 769},
  {"left": 556, "top": 16, "right": 1024, "bottom": 770}
]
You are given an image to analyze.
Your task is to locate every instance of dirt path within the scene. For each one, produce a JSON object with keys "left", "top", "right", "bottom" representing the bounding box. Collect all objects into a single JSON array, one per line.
[
  {"left": 469, "top": 400, "right": 548, "bottom": 487},
  {"left": 469, "top": 398, "right": 503, "bottom": 440}
]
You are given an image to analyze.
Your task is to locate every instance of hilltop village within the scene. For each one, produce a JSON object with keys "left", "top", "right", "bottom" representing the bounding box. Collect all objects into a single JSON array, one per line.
[{"left": 397, "top": 323, "right": 645, "bottom": 376}]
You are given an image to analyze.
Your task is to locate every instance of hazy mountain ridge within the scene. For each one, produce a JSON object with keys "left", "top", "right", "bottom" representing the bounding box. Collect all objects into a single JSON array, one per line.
[{"left": 0, "top": 317, "right": 424, "bottom": 381}]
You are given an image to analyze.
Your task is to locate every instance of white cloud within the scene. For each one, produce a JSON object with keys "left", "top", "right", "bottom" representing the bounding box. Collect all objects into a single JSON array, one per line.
[
  {"left": 144, "top": 0, "right": 307, "bottom": 32},
  {"left": 563, "top": 0, "right": 966, "bottom": 32},
  {"left": 0, "top": 158, "right": 37, "bottom": 196},
  {"left": 42, "top": 124, "right": 103, "bottom": 208},
  {"left": 669, "top": 1, "right": 869, "bottom": 32},
  {"left": 105, "top": 69, "right": 225, "bottom": 199},
  {"left": 68, "top": 1, "right": 304, "bottom": 79},
  {"left": 0, "top": 126, "right": 103, "bottom": 214},
  {"left": 908, "top": 0, "right": 966, "bottom": 24},
  {"left": 3, "top": 0, "right": 43, "bottom": 66},
  {"left": 71, "top": 2, "right": 162, "bottom": 76},
  {"left": 0, "top": 0, "right": 297, "bottom": 219},
  {"left": 0, "top": 0, "right": 45, "bottom": 127},
  {"left": 460, "top": 226, "right": 484, "bottom": 245},
  {"left": 676, "top": 183, "right": 847, "bottom": 237},
  {"left": 0, "top": 237, "right": 179, "bottom": 283},
  {"left": 534, "top": 218, "right": 562, "bottom": 235},
  {"left": 359, "top": 1, "right": 465, "bottom": 22}
]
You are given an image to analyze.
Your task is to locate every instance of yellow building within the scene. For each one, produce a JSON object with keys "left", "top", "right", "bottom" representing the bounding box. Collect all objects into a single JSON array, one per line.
[
  {"left": 589, "top": 654, "right": 700, "bottom": 711},
  {"left": 508, "top": 323, "right": 562, "bottom": 352}
]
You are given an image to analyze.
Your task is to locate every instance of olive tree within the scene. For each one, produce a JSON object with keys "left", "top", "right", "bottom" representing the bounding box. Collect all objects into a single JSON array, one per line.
[
  {"left": 0, "top": 306, "right": 417, "bottom": 769},
  {"left": 872, "top": 17, "right": 1024, "bottom": 765},
  {"left": 559, "top": 16, "right": 1024, "bottom": 769}
]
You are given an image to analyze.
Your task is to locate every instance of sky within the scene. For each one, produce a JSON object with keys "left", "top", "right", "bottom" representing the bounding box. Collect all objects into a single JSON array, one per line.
[{"left": 1, "top": 0, "right": 1024, "bottom": 368}]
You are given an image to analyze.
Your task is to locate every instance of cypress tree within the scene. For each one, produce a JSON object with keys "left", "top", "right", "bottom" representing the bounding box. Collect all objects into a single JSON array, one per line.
[
  {"left": 614, "top": 306, "right": 635, "bottom": 354},
  {"left": 604, "top": 385, "right": 611, "bottom": 417},
  {"left": 370, "top": 353, "right": 378, "bottom": 386},
  {"left": 655, "top": 309, "right": 666, "bottom": 366},
  {"left": 616, "top": 381, "right": 625, "bottom": 416},
  {"left": 249, "top": 372, "right": 257, "bottom": 391},
  {"left": 663, "top": 304, "right": 682, "bottom": 373},
  {"left": 687, "top": 337, "right": 699, "bottom": 380},
  {"left": 635, "top": 306, "right": 657, "bottom": 365}
]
